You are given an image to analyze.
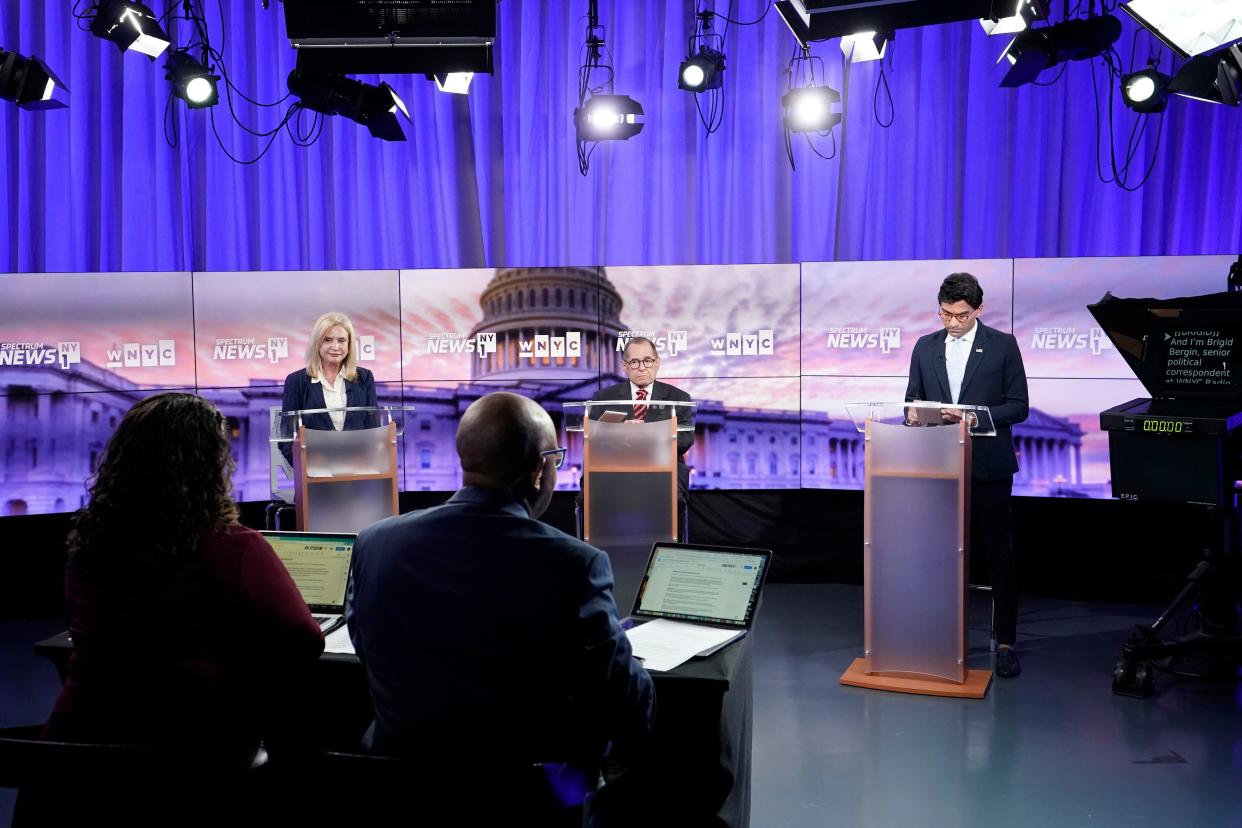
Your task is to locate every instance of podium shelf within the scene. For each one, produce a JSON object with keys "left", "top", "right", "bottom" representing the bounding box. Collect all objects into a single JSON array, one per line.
[
  {"left": 586, "top": 464, "right": 677, "bottom": 473},
  {"left": 870, "top": 470, "right": 962, "bottom": 480},
  {"left": 304, "top": 472, "right": 395, "bottom": 483}
]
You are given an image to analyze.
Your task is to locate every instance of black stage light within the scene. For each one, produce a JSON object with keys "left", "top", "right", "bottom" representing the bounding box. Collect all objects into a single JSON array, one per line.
[
  {"left": 0, "top": 50, "right": 69, "bottom": 110},
  {"left": 999, "top": 14, "right": 1123, "bottom": 87},
  {"left": 1122, "top": 0, "right": 1242, "bottom": 60},
  {"left": 287, "top": 71, "right": 413, "bottom": 141},
  {"left": 1170, "top": 43, "right": 1242, "bottom": 105},
  {"left": 980, "top": 0, "right": 1049, "bottom": 36},
  {"left": 574, "top": 93, "right": 645, "bottom": 141},
  {"left": 165, "top": 50, "right": 219, "bottom": 109},
  {"left": 840, "top": 30, "right": 891, "bottom": 63},
  {"left": 1121, "top": 66, "right": 1172, "bottom": 113},
  {"left": 679, "top": 45, "right": 726, "bottom": 91},
  {"left": 782, "top": 84, "right": 841, "bottom": 132},
  {"left": 89, "top": 1, "right": 170, "bottom": 60}
]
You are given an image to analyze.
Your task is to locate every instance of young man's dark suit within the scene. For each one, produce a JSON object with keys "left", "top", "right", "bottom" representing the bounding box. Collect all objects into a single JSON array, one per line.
[
  {"left": 905, "top": 320, "right": 1029, "bottom": 646},
  {"left": 592, "top": 380, "right": 695, "bottom": 497}
]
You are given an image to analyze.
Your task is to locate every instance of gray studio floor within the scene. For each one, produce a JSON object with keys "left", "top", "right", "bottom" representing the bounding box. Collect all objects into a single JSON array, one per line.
[{"left": 3, "top": 584, "right": 1240, "bottom": 828}]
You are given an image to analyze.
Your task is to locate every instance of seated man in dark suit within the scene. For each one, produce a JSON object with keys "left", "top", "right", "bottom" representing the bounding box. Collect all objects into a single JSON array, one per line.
[
  {"left": 346, "top": 392, "right": 654, "bottom": 769},
  {"left": 592, "top": 336, "right": 695, "bottom": 499}
]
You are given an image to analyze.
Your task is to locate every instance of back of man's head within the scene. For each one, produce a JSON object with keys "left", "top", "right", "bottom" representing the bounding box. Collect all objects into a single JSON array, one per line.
[{"left": 456, "top": 392, "right": 553, "bottom": 491}]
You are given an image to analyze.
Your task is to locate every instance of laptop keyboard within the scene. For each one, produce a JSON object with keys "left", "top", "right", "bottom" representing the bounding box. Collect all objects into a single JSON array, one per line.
[{"left": 312, "top": 615, "right": 332, "bottom": 625}]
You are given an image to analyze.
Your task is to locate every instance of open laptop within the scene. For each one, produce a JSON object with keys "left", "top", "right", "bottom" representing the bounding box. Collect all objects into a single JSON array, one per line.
[
  {"left": 260, "top": 530, "right": 356, "bottom": 636},
  {"left": 623, "top": 541, "right": 771, "bottom": 657}
]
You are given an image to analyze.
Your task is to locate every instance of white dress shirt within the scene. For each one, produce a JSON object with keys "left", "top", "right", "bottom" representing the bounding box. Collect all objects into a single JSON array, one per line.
[
  {"left": 629, "top": 381, "right": 652, "bottom": 400},
  {"left": 314, "top": 372, "right": 347, "bottom": 430},
  {"left": 944, "top": 324, "right": 977, "bottom": 404}
]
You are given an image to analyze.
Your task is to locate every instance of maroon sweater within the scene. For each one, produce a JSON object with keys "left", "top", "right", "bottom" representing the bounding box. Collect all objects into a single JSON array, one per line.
[{"left": 44, "top": 524, "right": 324, "bottom": 748}]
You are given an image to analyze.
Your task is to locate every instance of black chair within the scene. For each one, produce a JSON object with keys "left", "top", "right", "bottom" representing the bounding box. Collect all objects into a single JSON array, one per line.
[{"left": 0, "top": 725, "right": 272, "bottom": 828}]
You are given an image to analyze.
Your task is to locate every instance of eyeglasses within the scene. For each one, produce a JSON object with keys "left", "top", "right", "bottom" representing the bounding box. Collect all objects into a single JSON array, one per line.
[
  {"left": 937, "top": 308, "right": 975, "bottom": 323},
  {"left": 623, "top": 357, "right": 657, "bottom": 369},
  {"left": 541, "top": 447, "right": 568, "bottom": 469}
]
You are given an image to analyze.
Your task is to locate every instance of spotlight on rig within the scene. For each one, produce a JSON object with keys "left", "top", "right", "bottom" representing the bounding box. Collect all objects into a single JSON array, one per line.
[
  {"left": 89, "top": 1, "right": 170, "bottom": 60},
  {"left": 0, "top": 50, "right": 69, "bottom": 110}
]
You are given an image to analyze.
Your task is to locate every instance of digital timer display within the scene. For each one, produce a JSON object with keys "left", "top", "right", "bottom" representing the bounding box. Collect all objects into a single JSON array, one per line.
[{"left": 1141, "top": 419, "right": 1186, "bottom": 434}]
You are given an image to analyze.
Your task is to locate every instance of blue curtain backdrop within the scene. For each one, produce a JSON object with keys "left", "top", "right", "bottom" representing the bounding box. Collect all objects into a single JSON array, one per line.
[{"left": 1, "top": 1, "right": 1239, "bottom": 273}]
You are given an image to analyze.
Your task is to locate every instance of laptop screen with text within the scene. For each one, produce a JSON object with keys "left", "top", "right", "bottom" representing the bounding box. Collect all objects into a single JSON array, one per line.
[
  {"left": 632, "top": 543, "right": 770, "bottom": 628},
  {"left": 261, "top": 531, "right": 356, "bottom": 612}
]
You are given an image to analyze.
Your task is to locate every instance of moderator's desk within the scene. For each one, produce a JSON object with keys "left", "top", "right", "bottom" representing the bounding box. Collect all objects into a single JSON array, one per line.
[{"left": 35, "top": 630, "right": 753, "bottom": 828}]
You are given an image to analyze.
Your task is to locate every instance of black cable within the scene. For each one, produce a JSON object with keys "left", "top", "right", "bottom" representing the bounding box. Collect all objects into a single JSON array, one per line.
[
  {"left": 1033, "top": 60, "right": 1070, "bottom": 86},
  {"left": 209, "top": 103, "right": 299, "bottom": 165},
  {"left": 803, "top": 129, "right": 837, "bottom": 160},
  {"left": 873, "top": 62, "right": 893, "bottom": 127},
  {"left": 710, "top": 0, "right": 770, "bottom": 27}
]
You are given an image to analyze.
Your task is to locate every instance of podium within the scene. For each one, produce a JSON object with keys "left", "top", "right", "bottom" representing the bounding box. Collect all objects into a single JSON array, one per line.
[
  {"left": 270, "top": 406, "right": 411, "bottom": 534},
  {"left": 564, "top": 400, "right": 696, "bottom": 613},
  {"left": 838, "top": 401, "right": 995, "bottom": 698}
]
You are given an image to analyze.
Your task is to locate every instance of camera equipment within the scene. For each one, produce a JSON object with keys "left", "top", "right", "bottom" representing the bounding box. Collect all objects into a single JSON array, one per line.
[{"left": 1091, "top": 287, "right": 1242, "bottom": 698}]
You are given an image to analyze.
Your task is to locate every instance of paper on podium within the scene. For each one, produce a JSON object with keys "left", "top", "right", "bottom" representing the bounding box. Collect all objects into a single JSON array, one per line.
[
  {"left": 323, "top": 624, "right": 356, "bottom": 655},
  {"left": 624, "top": 618, "right": 744, "bottom": 672}
]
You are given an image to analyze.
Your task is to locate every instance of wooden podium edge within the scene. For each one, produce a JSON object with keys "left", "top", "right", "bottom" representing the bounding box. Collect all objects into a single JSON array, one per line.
[{"left": 839, "top": 658, "right": 992, "bottom": 699}]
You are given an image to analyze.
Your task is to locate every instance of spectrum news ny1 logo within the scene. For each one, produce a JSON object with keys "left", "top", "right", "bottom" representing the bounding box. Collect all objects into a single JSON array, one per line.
[
  {"left": 1030, "top": 327, "right": 1113, "bottom": 355},
  {"left": 615, "top": 331, "right": 688, "bottom": 357},
  {"left": 425, "top": 332, "right": 499, "bottom": 359},
  {"left": 825, "top": 327, "right": 902, "bottom": 354},
  {"left": 0, "top": 341, "right": 83, "bottom": 370},
  {"left": 213, "top": 335, "right": 377, "bottom": 364}
]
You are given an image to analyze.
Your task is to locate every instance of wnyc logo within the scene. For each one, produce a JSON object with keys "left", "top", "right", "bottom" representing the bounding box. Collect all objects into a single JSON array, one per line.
[
  {"left": 710, "top": 330, "right": 774, "bottom": 357},
  {"left": 213, "top": 337, "right": 290, "bottom": 364},
  {"left": 0, "top": 341, "right": 82, "bottom": 370},
  {"left": 825, "top": 327, "right": 902, "bottom": 354},
  {"left": 1030, "top": 327, "right": 1113, "bottom": 356},
  {"left": 520, "top": 331, "right": 582, "bottom": 360},
  {"left": 425, "top": 332, "right": 498, "bottom": 359},
  {"left": 106, "top": 340, "right": 177, "bottom": 369},
  {"left": 615, "top": 330, "right": 688, "bottom": 357}
]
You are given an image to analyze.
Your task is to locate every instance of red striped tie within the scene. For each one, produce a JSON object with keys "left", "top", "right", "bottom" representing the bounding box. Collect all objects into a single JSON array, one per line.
[{"left": 633, "top": 388, "right": 648, "bottom": 422}]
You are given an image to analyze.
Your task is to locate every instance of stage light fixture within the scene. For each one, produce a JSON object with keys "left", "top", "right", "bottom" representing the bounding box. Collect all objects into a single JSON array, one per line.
[
  {"left": 1170, "top": 43, "right": 1242, "bottom": 104},
  {"left": 1122, "top": 0, "right": 1242, "bottom": 59},
  {"left": 840, "top": 31, "right": 891, "bottom": 62},
  {"left": 165, "top": 50, "right": 219, "bottom": 109},
  {"left": 433, "top": 72, "right": 474, "bottom": 94},
  {"left": 1121, "top": 66, "right": 1172, "bottom": 112},
  {"left": 979, "top": 0, "right": 1049, "bottom": 35},
  {"left": 574, "top": 94, "right": 645, "bottom": 142},
  {"left": 999, "top": 14, "right": 1122, "bottom": 87},
  {"left": 0, "top": 50, "right": 69, "bottom": 111},
  {"left": 287, "top": 71, "right": 413, "bottom": 141},
  {"left": 89, "top": 1, "right": 170, "bottom": 60},
  {"left": 1122, "top": 67, "right": 1167, "bottom": 112},
  {"left": 679, "top": 45, "right": 726, "bottom": 91},
  {"left": 782, "top": 84, "right": 841, "bottom": 132}
]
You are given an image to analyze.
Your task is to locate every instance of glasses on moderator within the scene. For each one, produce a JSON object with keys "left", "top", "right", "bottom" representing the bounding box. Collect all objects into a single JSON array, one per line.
[
  {"left": 623, "top": 357, "right": 657, "bottom": 369},
  {"left": 937, "top": 308, "right": 975, "bottom": 323},
  {"left": 541, "top": 447, "right": 568, "bottom": 469}
]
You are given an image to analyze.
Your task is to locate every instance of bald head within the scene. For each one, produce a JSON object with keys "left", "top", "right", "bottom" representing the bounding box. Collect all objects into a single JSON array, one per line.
[{"left": 456, "top": 392, "right": 556, "bottom": 489}]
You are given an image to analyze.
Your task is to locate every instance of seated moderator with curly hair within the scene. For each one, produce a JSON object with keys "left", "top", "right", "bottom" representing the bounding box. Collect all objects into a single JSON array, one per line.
[{"left": 42, "top": 392, "right": 325, "bottom": 755}]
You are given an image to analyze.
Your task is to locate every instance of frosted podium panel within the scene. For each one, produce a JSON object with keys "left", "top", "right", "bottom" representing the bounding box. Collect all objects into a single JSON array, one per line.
[
  {"left": 303, "top": 478, "right": 396, "bottom": 534},
  {"left": 580, "top": 412, "right": 679, "bottom": 614},
  {"left": 870, "top": 417, "right": 968, "bottom": 477},
  {"left": 867, "top": 476, "right": 963, "bottom": 681},
  {"left": 303, "top": 426, "right": 393, "bottom": 477}
]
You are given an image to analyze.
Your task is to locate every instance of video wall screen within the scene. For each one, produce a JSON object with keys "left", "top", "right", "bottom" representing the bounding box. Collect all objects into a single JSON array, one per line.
[{"left": 1, "top": 256, "right": 1235, "bottom": 515}]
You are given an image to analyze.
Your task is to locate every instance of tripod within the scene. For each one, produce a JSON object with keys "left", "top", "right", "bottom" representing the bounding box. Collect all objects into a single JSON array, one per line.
[{"left": 1113, "top": 503, "right": 1242, "bottom": 697}]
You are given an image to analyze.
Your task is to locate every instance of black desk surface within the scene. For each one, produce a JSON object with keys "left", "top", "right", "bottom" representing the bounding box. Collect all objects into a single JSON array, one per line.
[{"left": 35, "top": 629, "right": 752, "bottom": 828}]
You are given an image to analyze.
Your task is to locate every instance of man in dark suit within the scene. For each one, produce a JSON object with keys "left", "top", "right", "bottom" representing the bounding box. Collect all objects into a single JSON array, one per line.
[
  {"left": 346, "top": 392, "right": 654, "bottom": 767},
  {"left": 593, "top": 336, "right": 695, "bottom": 498},
  {"left": 905, "top": 272, "right": 1030, "bottom": 678}
]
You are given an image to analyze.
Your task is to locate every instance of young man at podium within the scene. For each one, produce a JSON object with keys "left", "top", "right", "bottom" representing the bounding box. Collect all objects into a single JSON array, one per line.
[
  {"left": 593, "top": 336, "right": 696, "bottom": 499},
  {"left": 905, "top": 273, "right": 1030, "bottom": 678}
]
